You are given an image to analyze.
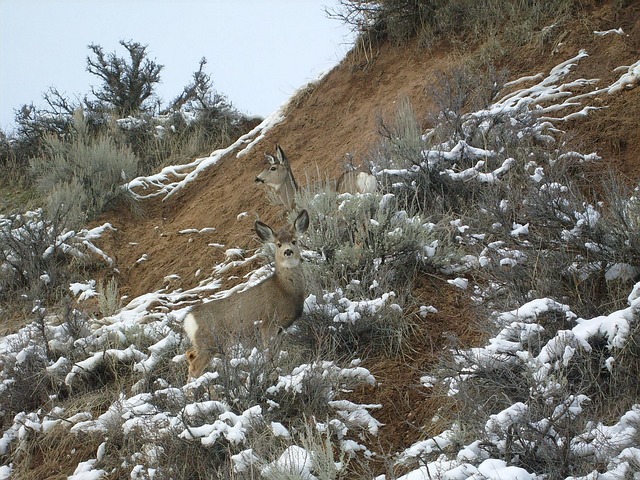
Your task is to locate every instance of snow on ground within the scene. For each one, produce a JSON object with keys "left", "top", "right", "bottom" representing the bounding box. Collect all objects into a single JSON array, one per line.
[{"left": 1, "top": 46, "right": 640, "bottom": 478}]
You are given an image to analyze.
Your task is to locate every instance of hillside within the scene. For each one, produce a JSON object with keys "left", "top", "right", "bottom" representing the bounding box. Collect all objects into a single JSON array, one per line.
[
  {"left": 100, "top": 0, "right": 640, "bottom": 453},
  {"left": 1, "top": 1, "right": 640, "bottom": 478},
  {"left": 104, "top": 0, "right": 640, "bottom": 470},
  {"left": 99, "top": 2, "right": 640, "bottom": 302}
]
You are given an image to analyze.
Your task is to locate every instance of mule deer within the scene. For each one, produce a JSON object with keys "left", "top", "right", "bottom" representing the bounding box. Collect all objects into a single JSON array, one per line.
[
  {"left": 254, "top": 145, "right": 299, "bottom": 210},
  {"left": 255, "top": 145, "right": 377, "bottom": 210},
  {"left": 184, "top": 209, "right": 310, "bottom": 378}
]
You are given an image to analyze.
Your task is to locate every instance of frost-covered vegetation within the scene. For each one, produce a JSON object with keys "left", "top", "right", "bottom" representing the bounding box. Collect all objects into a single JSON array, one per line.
[
  {"left": 2, "top": 3, "right": 640, "bottom": 478},
  {"left": 1, "top": 43, "right": 639, "bottom": 478}
]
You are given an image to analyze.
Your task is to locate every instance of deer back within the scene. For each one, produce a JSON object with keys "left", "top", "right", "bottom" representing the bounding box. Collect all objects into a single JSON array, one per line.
[{"left": 336, "top": 170, "right": 378, "bottom": 194}]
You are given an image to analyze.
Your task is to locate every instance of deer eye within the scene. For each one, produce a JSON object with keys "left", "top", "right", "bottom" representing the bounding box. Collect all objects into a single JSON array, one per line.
[
  {"left": 277, "top": 242, "right": 282, "bottom": 248},
  {"left": 291, "top": 240, "right": 297, "bottom": 245},
  {"left": 270, "top": 166, "right": 277, "bottom": 171}
]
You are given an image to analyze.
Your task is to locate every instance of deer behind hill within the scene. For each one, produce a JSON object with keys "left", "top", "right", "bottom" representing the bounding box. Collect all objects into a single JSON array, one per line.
[
  {"left": 184, "top": 209, "right": 310, "bottom": 378},
  {"left": 255, "top": 145, "right": 377, "bottom": 210}
]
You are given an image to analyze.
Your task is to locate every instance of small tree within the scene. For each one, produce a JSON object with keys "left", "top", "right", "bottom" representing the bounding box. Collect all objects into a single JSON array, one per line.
[
  {"left": 86, "top": 40, "right": 163, "bottom": 116},
  {"left": 167, "top": 57, "right": 213, "bottom": 112}
]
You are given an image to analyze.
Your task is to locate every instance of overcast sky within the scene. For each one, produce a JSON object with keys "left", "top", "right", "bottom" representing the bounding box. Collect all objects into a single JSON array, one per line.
[{"left": 0, "top": 1, "right": 356, "bottom": 133}]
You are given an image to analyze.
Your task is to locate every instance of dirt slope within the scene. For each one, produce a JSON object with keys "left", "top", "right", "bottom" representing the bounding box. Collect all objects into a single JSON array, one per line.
[
  {"left": 95, "top": 0, "right": 640, "bottom": 461},
  {"left": 99, "top": 2, "right": 640, "bottom": 303}
]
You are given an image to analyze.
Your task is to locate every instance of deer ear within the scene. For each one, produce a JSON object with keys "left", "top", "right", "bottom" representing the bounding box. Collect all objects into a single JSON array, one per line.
[
  {"left": 294, "top": 210, "right": 309, "bottom": 234},
  {"left": 276, "top": 145, "right": 288, "bottom": 165},
  {"left": 255, "top": 220, "right": 275, "bottom": 242},
  {"left": 265, "top": 153, "right": 276, "bottom": 165}
]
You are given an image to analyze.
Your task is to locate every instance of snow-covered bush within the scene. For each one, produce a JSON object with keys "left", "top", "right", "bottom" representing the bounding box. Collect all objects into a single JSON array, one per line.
[
  {"left": 369, "top": 49, "right": 640, "bottom": 479},
  {"left": 0, "top": 333, "right": 380, "bottom": 478},
  {"left": 0, "top": 305, "right": 93, "bottom": 423},
  {"left": 295, "top": 186, "right": 457, "bottom": 356},
  {"left": 0, "top": 208, "right": 114, "bottom": 303},
  {"left": 487, "top": 173, "right": 640, "bottom": 317},
  {"left": 377, "top": 78, "right": 540, "bottom": 219},
  {"left": 376, "top": 54, "right": 640, "bottom": 321},
  {"left": 414, "top": 291, "right": 640, "bottom": 478}
]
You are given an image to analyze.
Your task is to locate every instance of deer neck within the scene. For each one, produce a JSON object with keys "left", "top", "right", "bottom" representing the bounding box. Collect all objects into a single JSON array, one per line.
[
  {"left": 274, "top": 264, "right": 305, "bottom": 299},
  {"left": 276, "top": 172, "right": 298, "bottom": 209}
]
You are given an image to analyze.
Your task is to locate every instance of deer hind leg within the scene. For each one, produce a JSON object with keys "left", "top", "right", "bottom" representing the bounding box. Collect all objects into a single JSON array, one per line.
[{"left": 186, "top": 346, "right": 214, "bottom": 379}]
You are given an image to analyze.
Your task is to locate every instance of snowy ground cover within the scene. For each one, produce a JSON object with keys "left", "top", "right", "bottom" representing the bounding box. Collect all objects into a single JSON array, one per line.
[{"left": 1, "top": 45, "right": 639, "bottom": 478}]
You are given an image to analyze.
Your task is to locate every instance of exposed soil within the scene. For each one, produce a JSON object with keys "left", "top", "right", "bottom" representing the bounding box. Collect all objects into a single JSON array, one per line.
[
  {"left": 92, "top": 0, "right": 640, "bottom": 465},
  {"left": 347, "top": 274, "right": 486, "bottom": 476}
]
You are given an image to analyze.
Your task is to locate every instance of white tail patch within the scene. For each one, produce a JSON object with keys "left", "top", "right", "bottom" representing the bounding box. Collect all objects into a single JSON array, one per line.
[{"left": 183, "top": 312, "right": 198, "bottom": 342}]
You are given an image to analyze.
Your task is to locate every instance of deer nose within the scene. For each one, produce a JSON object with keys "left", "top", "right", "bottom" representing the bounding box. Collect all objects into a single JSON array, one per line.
[
  {"left": 255, "top": 177, "right": 263, "bottom": 183},
  {"left": 284, "top": 249, "right": 294, "bottom": 257}
]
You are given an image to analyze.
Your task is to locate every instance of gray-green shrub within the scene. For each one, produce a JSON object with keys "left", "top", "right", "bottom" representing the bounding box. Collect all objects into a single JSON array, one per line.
[
  {"left": 293, "top": 184, "right": 459, "bottom": 356},
  {"left": 30, "top": 110, "right": 137, "bottom": 224}
]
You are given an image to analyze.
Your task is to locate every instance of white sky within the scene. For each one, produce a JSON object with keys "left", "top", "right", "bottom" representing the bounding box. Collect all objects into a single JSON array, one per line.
[{"left": 0, "top": 0, "right": 356, "bottom": 133}]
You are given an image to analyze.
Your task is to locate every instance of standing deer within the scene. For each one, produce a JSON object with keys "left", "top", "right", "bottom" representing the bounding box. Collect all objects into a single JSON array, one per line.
[
  {"left": 255, "top": 145, "right": 377, "bottom": 210},
  {"left": 184, "top": 209, "right": 310, "bottom": 378}
]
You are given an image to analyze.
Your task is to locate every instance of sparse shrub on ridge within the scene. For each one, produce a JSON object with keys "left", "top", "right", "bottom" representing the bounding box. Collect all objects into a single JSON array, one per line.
[
  {"left": 85, "top": 40, "right": 163, "bottom": 118},
  {"left": 10, "top": 94, "right": 78, "bottom": 170},
  {"left": 332, "top": 0, "right": 577, "bottom": 53},
  {"left": 2, "top": 41, "right": 256, "bottom": 190}
]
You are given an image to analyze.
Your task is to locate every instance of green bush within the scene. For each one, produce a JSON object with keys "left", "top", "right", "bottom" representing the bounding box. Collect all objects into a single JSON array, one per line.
[{"left": 292, "top": 184, "right": 459, "bottom": 357}]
